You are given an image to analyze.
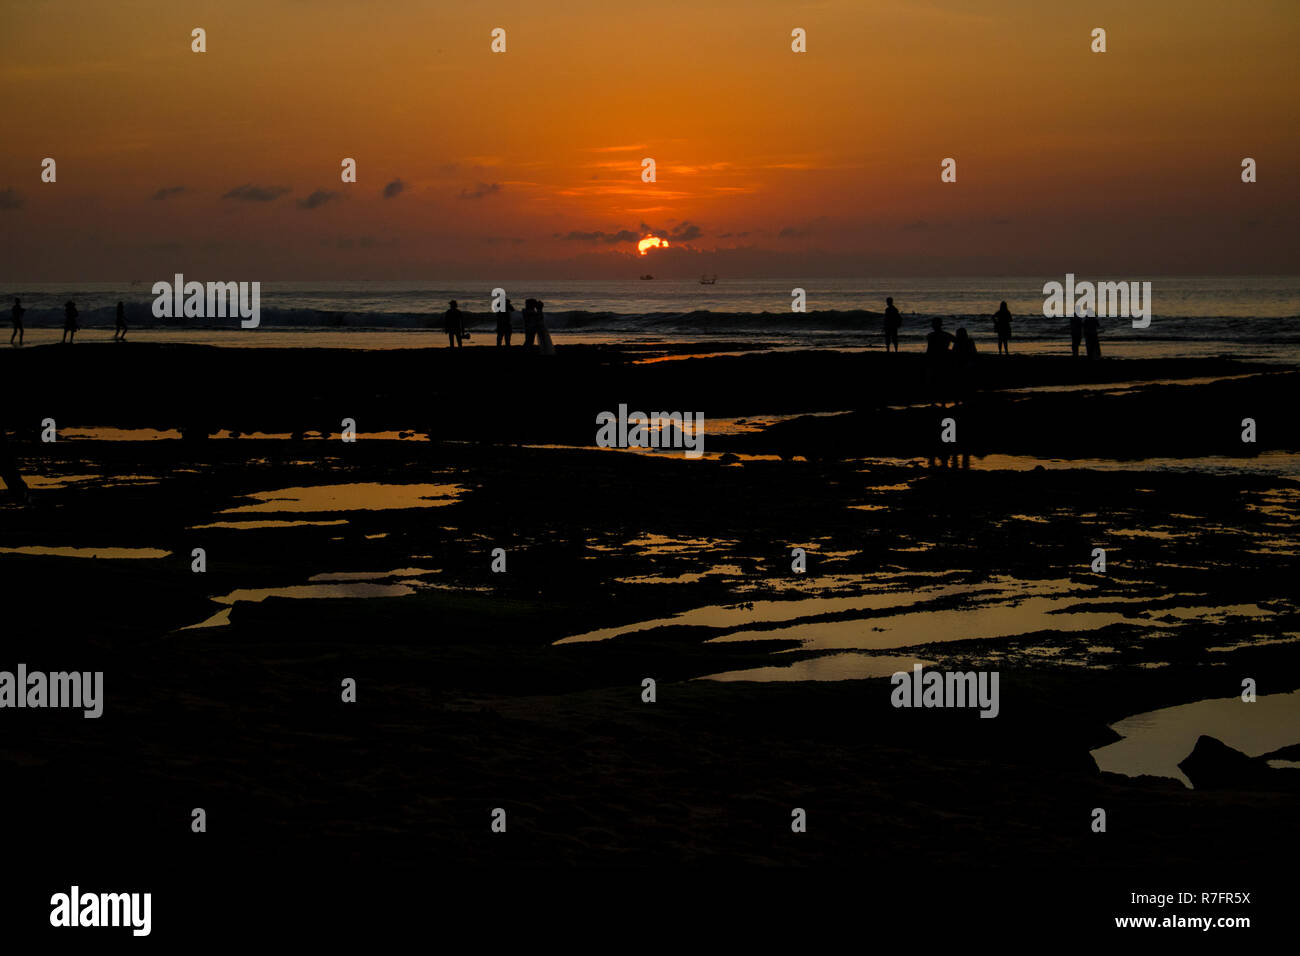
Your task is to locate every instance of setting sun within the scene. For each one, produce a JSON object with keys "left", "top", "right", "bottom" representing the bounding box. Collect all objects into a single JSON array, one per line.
[{"left": 637, "top": 237, "right": 669, "bottom": 256}]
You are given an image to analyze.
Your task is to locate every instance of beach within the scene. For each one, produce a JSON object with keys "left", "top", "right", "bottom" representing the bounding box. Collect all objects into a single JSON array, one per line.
[
  {"left": 5, "top": 0, "right": 1296, "bottom": 934},
  {"left": 1, "top": 342, "right": 1296, "bottom": 914}
]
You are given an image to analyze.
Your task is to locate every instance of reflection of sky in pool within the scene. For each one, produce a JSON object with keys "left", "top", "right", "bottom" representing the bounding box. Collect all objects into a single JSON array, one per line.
[
  {"left": 1091, "top": 690, "right": 1300, "bottom": 788},
  {"left": 221, "top": 483, "right": 462, "bottom": 513}
]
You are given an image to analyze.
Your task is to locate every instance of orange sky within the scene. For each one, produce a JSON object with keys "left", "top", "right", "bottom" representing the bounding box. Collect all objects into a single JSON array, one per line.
[{"left": 0, "top": 0, "right": 1296, "bottom": 278}]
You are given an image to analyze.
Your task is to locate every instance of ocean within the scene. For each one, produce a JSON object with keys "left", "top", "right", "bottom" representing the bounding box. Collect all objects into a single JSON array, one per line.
[{"left": 8, "top": 276, "right": 1300, "bottom": 360}]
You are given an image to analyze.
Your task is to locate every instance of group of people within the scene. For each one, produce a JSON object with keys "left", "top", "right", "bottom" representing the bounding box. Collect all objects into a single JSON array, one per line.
[
  {"left": 442, "top": 298, "right": 555, "bottom": 353},
  {"left": 9, "top": 297, "right": 129, "bottom": 346},
  {"left": 895, "top": 297, "right": 1105, "bottom": 406},
  {"left": 882, "top": 297, "right": 1102, "bottom": 359}
]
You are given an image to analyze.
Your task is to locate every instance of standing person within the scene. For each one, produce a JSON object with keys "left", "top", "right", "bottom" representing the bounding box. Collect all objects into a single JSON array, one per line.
[
  {"left": 925, "top": 317, "right": 955, "bottom": 406},
  {"left": 496, "top": 298, "right": 515, "bottom": 347},
  {"left": 1069, "top": 308, "right": 1084, "bottom": 358},
  {"left": 114, "top": 301, "right": 127, "bottom": 341},
  {"left": 443, "top": 299, "right": 464, "bottom": 348},
  {"left": 1083, "top": 312, "right": 1101, "bottom": 360},
  {"left": 62, "top": 300, "right": 79, "bottom": 344},
  {"left": 883, "top": 296, "right": 902, "bottom": 352},
  {"left": 991, "top": 300, "right": 1012, "bottom": 355},
  {"left": 522, "top": 298, "right": 538, "bottom": 349},
  {"left": 536, "top": 299, "right": 555, "bottom": 355},
  {"left": 10, "top": 297, "right": 24, "bottom": 347}
]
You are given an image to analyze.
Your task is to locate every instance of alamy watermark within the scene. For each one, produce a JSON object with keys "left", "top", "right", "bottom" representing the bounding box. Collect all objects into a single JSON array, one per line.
[
  {"left": 1043, "top": 273, "right": 1151, "bottom": 328},
  {"left": 891, "top": 663, "right": 999, "bottom": 718},
  {"left": 50, "top": 886, "right": 150, "bottom": 936},
  {"left": 0, "top": 664, "right": 102, "bottom": 717},
  {"left": 152, "top": 274, "right": 260, "bottom": 328},
  {"left": 596, "top": 404, "right": 704, "bottom": 458}
]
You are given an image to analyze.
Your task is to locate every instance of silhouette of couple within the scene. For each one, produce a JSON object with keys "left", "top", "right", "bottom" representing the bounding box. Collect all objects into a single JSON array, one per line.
[
  {"left": 925, "top": 316, "right": 977, "bottom": 406},
  {"left": 1070, "top": 309, "right": 1102, "bottom": 359},
  {"left": 492, "top": 298, "right": 554, "bottom": 353}
]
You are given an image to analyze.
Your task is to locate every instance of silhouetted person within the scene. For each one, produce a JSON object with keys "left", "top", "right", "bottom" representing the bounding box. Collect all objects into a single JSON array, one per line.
[
  {"left": 1083, "top": 313, "right": 1101, "bottom": 359},
  {"left": 497, "top": 298, "right": 514, "bottom": 347},
  {"left": 443, "top": 300, "right": 463, "bottom": 347},
  {"left": 62, "top": 300, "right": 78, "bottom": 344},
  {"left": 1069, "top": 311, "right": 1084, "bottom": 358},
  {"left": 523, "top": 298, "right": 539, "bottom": 348},
  {"left": 926, "top": 316, "right": 955, "bottom": 355},
  {"left": 114, "top": 301, "right": 127, "bottom": 341},
  {"left": 992, "top": 301, "right": 1012, "bottom": 355},
  {"left": 536, "top": 299, "right": 555, "bottom": 355},
  {"left": 883, "top": 297, "right": 901, "bottom": 352},
  {"left": 10, "top": 297, "right": 24, "bottom": 346},
  {"left": 925, "top": 317, "right": 955, "bottom": 406},
  {"left": 954, "top": 326, "right": 976, "bottom": 357},
  {"left": 953, "top": 326, "right": 977, "bottom": 403}
]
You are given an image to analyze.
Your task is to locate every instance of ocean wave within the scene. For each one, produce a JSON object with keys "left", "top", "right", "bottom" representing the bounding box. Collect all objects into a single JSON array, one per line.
[{"left": 9, "top": 304, "right": 1300, "bottom": 341}]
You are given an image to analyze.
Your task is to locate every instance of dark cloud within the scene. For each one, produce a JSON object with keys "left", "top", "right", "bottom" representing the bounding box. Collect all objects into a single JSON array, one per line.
[
  {"left": 778, "top": 226, "right": 809, "bottom": 238},
  {"left": 0, "top": 188, "right": 23, "bottom": 210},
  {"left": 640, "top": 220, "right": 704, "bottom": 242},
  {"left": 557, "top": 229, "right": 639, "bottom": 243},
  {"left": 459, "top": 182, "right": 501, "bottom": 200},
  {"left": 298, "top": 189, "right": 341, "bottom": 210},
  {"left": 382, "top": 179, "right": 406, "bottom": 199},
  {"left": 222, "top": 183, "right": 290, "bottom": 202},
  {"left": 149, "top": 186, "right": 187, "bottom": 201}
]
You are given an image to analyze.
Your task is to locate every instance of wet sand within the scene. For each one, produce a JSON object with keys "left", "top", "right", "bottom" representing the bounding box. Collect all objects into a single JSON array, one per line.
[{"left": 1, "top": 343, "right": 1296, "bottom": 926}]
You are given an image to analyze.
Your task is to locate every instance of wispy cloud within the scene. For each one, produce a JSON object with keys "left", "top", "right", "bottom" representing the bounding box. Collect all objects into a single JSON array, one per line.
[
  {"left": 458, "top": 182, "right": 501, "bottom": 200},
  {"left": 555, "top": 184, "right": 696, "bottom": 200},
  {"left": 582, "top": 144, "right": 648, "bottom": 153}
]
